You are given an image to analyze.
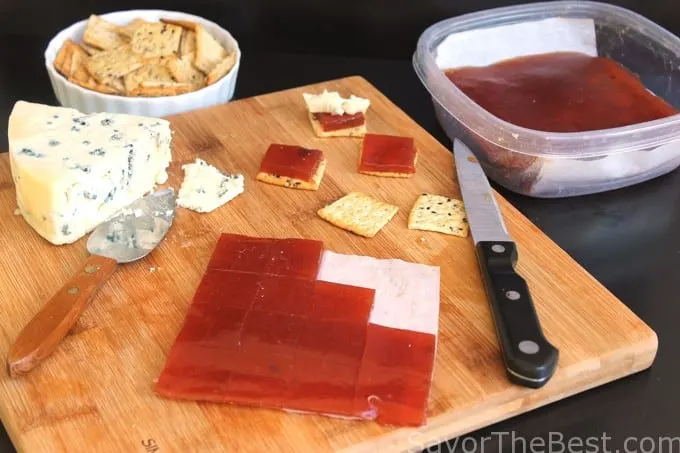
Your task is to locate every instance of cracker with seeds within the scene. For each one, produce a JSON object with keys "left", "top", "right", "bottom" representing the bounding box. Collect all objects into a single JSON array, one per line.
[
  {"left": 161, "top": 18, "right": 198, "bottom": 31},
  {"left": 54, "top": 15, "right": 234, "bottom": 97},
  {"left": 144, "top": 55, "right": 172, "bottom": 66},
  {"left": 81, "top": 43, "right": 103, "bottom": 56},
  {"left": 104, "top": 77, "right": 126, "bottom": 94},
  {"left": 317, "top": 192, "right": 398, "bottom": 238},
  {"left": 179, "top": 30, "right": 197, "bottom": 56},
  {"left": 408, "top": 193, "right": 469, "bottom": 237},
  {"left": 194, "top": 25, "right": 227, "bottom": 73},
  {"left": 53, "top": 39, "right": 81, "bottom": 77},
  {"left": 82, "top": 15, "right": 128, "bottom": 50},
  {"left": 124, "top": 64, "right": 175, "bottom": 93},
  {"left": 257, "top": 159, "right": 327, "bottom": 191},
  {"left": 129, "top": 81, "right": 193, "bottom": 97},
  {"left": 63, "top": 41, "right": 119, "bottom": 96},
  {"left": 118, "top": 18, "right": 149, "bottom": 38},
  {"left": 167, "top": 53, "right": 206, "bottom": 88},
  {"left": 130, "top": 22, "right": 182, "bottom": 58},
  {"left": 207, "top": 51, "right": 237, "bottom": 85},
  {"left": 66, "top": 43, "right": 91, "bottom": 84},
  {"left": 85, "top": 45, "right": 144, "bottom": 83},
  {"left": 70, "top": 76, "right": 118, "bottom": 94}
]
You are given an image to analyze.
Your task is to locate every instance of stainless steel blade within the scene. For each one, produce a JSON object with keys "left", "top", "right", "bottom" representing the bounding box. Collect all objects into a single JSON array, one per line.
[
  {"left": 86, "top": 188, "right": 176, "bottom": 263},
  {"left": 453, "top": 139, "right": 511, "bottom": 245}
]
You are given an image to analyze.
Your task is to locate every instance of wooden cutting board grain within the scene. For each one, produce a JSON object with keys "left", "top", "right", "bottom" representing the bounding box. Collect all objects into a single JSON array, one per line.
[{"left": 0, "top": 76, "right": 658, "bottom": 453}]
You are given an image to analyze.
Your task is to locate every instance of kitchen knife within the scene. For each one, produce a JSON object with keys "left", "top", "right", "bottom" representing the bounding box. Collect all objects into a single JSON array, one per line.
[
  {"left": 7, "top": 189, "right": 176, "bottom": 377},
  {"left": 453, "top": 138, "right": 558, "bottom": 388}
]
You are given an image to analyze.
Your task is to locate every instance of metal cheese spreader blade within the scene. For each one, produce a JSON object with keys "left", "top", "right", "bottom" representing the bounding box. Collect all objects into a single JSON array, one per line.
[
  {"left": 452, "top": 139, "right": 511, "bottom": 245},
  {"left": 87, "top": 188, "right": 176, "bottom": 263}
]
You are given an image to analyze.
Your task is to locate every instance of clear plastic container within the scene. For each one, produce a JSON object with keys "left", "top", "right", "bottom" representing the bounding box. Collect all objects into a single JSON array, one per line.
[{"left": 413, "top": 0, "right": 680, "bottom": 198}]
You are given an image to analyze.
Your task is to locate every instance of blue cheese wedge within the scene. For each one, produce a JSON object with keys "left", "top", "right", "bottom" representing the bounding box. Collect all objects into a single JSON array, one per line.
[
  {"left": 8, "top": 100, "right": 172, "bottom": 245},
  {"left": 176, "top": 158, "right": 244, "bottom": 213}
]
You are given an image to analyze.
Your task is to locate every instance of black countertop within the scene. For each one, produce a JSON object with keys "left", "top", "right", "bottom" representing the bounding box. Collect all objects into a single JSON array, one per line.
[{"left": 1, "top": 46, "right": 680, "bottom": 453}]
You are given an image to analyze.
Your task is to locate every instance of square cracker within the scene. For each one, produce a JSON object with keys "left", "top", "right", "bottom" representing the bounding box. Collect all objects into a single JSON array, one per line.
[
  {"left": 179, "top": 29, "right": 197, "bottom": 56},
  {"left": 256, "top": 158, "right": 327, "bottom": 191},
  {"left": 317, "top": 192, "right": 398, "bottom": 238},
  {"left": 206, "top": 51, "right": 237, "bottom": 85},
  {"left": 123, "top": 64, "right": 175, "bottom": 93},
  {"left": 161, "top": 18, "right": 198, "bottom": 31},
  {"left": 66, "top": 43, "right": 92, "bottom": 84},
  {"left": 83, "top": 15, "right": 128, "bottom": 50},
  {"left": 81, "top": 43, "right": 103, "bottom": 55},
  {"left": 408, "top": 193, "right": 469, "bottom": 237},
  {"left": 128, "top": 81, "right": 193, "bottom": 97},
  {"left": 130, "top": 22, "right": 182, "bottom": 58},
  {"left": 104, "top": 77, "right": 125, "bottom": 94},
  {"left": 194, "top": 25, "right": 227, "bottom": 73},
  {"left": 167, "top": 53, "right": 206, "bottom": 89},
  {"left": 70, "top": 78, "right": 113, "bottom": 94},
  {"left": 85, "top": 45, "right": 144, "bottom": 83},
  {"left": 53, "top": 39, "right": 81, "bottom": 77},
  {"left": 118, "top": 18, "right": 150, "bottom": 38}
]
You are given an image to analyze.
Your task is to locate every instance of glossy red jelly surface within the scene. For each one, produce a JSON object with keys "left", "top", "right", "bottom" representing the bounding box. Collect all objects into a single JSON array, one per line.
[
  {"left": 355, "top": 324, "right": 436, "bottom": 426},
  {"left": 155, "top": 234, "right": 436, "bottom": 427},
  {"left": 206, "top": 234, "right": 324, "bottom": 279},
  {"left": 313, "top": 112, "right": 365, "bottom": 131},
  {"left": 258, "top": 144, "right": 324, "bottom": 182},
  {"left": 444, "top": 52, "right": 679, "bottom": 133},
  {"left": 359, "top": 133, "right": 417, "bottom": 175}
]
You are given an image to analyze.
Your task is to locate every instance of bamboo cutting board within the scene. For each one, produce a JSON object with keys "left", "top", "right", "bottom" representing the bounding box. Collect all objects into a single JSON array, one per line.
[{"left": 0, "top": 76, "right": 658, "bottom": 453}]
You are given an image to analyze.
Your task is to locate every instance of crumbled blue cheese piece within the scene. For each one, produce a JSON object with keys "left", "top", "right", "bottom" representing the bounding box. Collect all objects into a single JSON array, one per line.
[
  {"left": 8, "top": 101, "right": 172, "bottom": 245},
  {"left": 302, "top": 90, "right": 370, "bottom": 115},
  {"left": 176, "top": 158, "right": 244, "bottom": 213}
]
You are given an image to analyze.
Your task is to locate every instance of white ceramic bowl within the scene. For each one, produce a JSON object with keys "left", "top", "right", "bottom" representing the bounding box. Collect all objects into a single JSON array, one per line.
[{"left": 44, "top": 9, "right": 241, "bottom": 117}]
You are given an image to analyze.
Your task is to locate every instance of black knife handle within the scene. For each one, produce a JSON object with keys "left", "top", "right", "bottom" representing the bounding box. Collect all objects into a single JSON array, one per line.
[{"left": 476, "top": 241, "right": 559, "bottom": 388}]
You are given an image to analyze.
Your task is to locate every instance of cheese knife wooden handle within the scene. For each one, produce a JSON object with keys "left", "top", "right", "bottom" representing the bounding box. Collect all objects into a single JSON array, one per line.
[
  {"left": 7, "top": 255, "right": 117, "bottom": 377},
  {"left": 476, "top": 241, "right": 559, "bottom": 388}
]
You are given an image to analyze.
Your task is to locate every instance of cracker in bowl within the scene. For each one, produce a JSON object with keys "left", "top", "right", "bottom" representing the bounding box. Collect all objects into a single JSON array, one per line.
[{"left": 52, "top": 14, "right": 237, "bottom": 97}]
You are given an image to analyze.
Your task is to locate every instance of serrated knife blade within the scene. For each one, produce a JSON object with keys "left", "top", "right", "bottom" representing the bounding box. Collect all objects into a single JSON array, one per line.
[{"left": 453, "top": 138, "right": 559, "bottom": 388}]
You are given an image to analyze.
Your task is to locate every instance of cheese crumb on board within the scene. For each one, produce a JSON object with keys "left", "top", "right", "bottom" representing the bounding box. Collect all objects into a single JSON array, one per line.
[
  {"left": 302, "top": 90, "right": 370, "bottom": 115},
  {"left": 8, "top": 100, "right": 172, "bottom": 245},
  {"left": 177, "top": 158, "right": 244, "bottom": 213}
]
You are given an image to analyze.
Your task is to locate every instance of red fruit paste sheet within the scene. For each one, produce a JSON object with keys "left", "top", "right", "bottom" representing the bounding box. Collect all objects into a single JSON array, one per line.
[
  {"left": 258, "top": 144, "right": 324, "bottom": 183},
  {"left": 155, "top": 234, "right": 439, "bottom": 427},
  {"left": 359, "top": 133, "right": 417, "bottom": 175},
  {"left": 312, "top": 112, "right": 365, "bottom": 131}
]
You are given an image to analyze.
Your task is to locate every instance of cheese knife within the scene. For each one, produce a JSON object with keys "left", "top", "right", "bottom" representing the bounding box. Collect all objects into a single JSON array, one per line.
[
  {"left": 453, "top": 138, "right": 558, "bottom": 388},
  {"left": 7, "top": 189, "right": 176, "bottom": 377}
]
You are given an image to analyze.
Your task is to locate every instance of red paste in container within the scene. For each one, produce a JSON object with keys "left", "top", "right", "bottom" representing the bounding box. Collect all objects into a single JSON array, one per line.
[{"left": 444, "top": 51, "right": 679, "bottom": 133}]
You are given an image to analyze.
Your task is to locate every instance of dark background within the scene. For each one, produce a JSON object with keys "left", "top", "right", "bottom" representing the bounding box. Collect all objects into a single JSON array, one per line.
[
  {"left": 2, "top": 1, "right": 680, "bottom": 452},
  {"left": 1, "top": 0, "right": 679, "bottom": 149}
]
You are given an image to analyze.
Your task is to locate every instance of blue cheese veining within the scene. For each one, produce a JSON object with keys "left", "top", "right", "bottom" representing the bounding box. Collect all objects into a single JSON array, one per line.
[
  {"left": 176, "top": 158, "right": 244, "bottom": 213},
  {"left": 7, "top": 101, "right": 172, "bottom": 245}
]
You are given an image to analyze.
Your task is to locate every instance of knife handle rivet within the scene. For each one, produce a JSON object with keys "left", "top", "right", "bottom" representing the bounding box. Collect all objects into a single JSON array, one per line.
[
  {"left": 519, "top": 340, "right": 540, "bottom": 355},
  {"left": 491, "top": 244, "right": 506, "bottom": 253},
  {"left": 505, "top": 290, "right": 520, "bottom": 300}
]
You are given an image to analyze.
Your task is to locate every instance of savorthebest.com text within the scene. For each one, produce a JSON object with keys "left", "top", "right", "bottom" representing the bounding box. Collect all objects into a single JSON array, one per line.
[{"left": 409, "top": 431, "right": 680, "bottom": 453}]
